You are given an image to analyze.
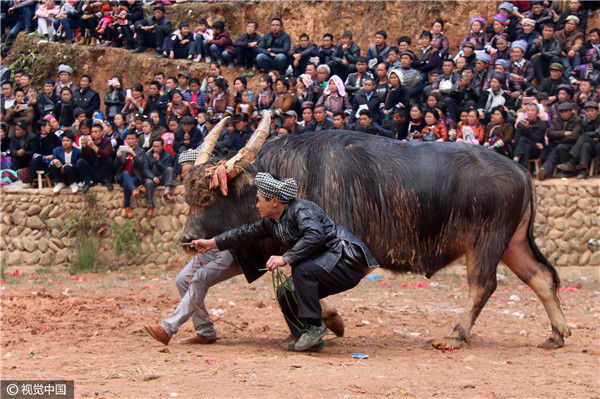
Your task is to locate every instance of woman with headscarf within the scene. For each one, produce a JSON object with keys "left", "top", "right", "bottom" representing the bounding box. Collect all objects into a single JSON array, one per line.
[
  {"left": 484, "top": 105, "right": 514, "bottom": 156},
  {"left": 315, "top": 75, "right": 352, "bottom": 117},
  {"left": 294, "top": 74, "right": 315, "bottom": 113},
  {"left": 459, "top": 17, "right": 487, "bottom": 51},
  {"left": 382, "top": 70, "right": 408, "bottom": 120},
  {"left": 485, "top": 14, "right": 509, "bottom": 50}
]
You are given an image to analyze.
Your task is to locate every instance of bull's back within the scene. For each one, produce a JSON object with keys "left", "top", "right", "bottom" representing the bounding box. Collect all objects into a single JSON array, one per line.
[{"left": 257, "top": 131, "right": 531, "bottom": 273}]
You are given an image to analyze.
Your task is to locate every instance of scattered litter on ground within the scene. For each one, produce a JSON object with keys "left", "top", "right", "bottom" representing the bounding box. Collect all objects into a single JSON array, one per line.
[
  {"left": 351, "top": 353, "right": 369, "bottom": 359},
  {"left": 559, "top": 283, "right": 580, "bottom": 293},
  {"left": 365, "top": 275, "right": 382, "bottom": 282},
  {"left": 210, "top": 308, "right": 225, "bottom": 317},
  {"left": 394, "top": 329, "right": 421, "bottom": 339}
]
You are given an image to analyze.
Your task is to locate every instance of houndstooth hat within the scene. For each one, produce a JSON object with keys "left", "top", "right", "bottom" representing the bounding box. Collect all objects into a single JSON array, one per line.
[
  {"left": 178, "top": 148, "right": 200, "bottom": 165},
  {"left": 255, "top": 173, "right": 297, "bottom": 203}
]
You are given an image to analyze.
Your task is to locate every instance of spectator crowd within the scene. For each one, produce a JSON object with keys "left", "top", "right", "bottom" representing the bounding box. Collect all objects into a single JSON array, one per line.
[{"left": 1, "top": 0, "right": 599, "bottom": 219}]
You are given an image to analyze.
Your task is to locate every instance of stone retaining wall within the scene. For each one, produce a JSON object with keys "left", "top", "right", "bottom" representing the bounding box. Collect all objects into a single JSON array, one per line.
[{"left": 1, "top": 180, "right": 599, "bottom": 270}]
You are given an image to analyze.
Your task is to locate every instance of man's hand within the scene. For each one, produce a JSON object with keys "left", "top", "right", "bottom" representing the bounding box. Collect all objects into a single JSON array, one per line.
[
  {"left": 266, "top": 255, "right": 287, "bottom": 271},
  {"left": 153, "top": 176, "right": 160, "bottom": 184},
  {"left": 564, "top": 130, "right": 572, "bottom": 136},
  {"left": 568, "top": 50, "right": 575, "bottom": 58},
  {"left": 536, "top": 142, "right": 544, "bottom": 150},
  {"left": 191, "top": 238, "right": 217, "bottom": 254},
  {"left": 521, "top": 119, "right": 529, "bottom": 127},
  {"left": 53, "top": 159, "right": 63, "bottom": 168},
  {"left": 249, "top": 41, "right": 257, "bottom": 48},
  {"left": 17, "top": 149, "right": 25, "bottom": 157},
  {"left": 513, "top": 74, "right": 525, "bottom": 83}
]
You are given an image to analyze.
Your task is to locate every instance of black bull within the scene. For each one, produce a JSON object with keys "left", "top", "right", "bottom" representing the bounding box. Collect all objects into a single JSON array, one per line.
[{"left": 181, "top": 131, "right": 571, "bottom": 349}]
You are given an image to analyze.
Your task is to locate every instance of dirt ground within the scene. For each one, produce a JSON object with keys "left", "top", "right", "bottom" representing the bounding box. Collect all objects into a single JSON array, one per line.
[{"left": 1, "top": 263, "right": 599, "bottom": 399}]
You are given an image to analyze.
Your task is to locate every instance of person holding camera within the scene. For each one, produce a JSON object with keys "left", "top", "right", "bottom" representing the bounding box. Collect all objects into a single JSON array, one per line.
[
  {"left": 142, "top": 138, "right": 174, "bottom": 216},
  {"left": 4, "top": 88, "right": 34, "bottom": 136},
  {"left": 104, "top": 75, "right": 126, "bottom": 122},
  {"left": 77, "top": 122, "right": 114, "bottom": 193},
  {"left": 115, "top": 131, "right": 145, "bottom": 218}
]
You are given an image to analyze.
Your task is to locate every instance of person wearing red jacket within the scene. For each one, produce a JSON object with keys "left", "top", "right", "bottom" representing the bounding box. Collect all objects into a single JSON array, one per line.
[
  {"left": 77, "top": 121, "right": 114, "bottom": 192},
  {"left": 205, "top": 21, "right": 235, "bottom": 67}
]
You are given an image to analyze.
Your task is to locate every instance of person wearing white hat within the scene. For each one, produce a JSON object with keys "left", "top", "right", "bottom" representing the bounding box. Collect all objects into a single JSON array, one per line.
[
  {"left": 54, "top": 64, "right": 78, "bottom": 97},
  {"left": 508, "top": 40, "right": 535, "bottom": 92}
]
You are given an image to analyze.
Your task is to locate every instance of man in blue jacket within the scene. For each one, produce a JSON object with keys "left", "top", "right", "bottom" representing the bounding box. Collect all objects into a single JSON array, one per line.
[
  {"left": 50, "top": 130, "right": 80, "bottom": 193},
  {"left": 255, "top": 18, "right": 291, "bottom": 75}
]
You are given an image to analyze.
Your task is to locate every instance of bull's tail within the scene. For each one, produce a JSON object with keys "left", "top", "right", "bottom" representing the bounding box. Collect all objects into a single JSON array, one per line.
[{"left": 526, "top": 178, "right": 560, "bottom": 290}]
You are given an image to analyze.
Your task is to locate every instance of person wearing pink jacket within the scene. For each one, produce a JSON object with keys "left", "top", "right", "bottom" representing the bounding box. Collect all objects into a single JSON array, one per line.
[{"left": 35, "top": 0, "right": 60, "bottom": 41}]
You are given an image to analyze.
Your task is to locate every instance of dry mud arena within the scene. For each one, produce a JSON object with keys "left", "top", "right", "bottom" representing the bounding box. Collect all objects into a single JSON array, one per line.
[
  {"left": 1, "top": 264, "right": 599, "bottom": 398},
  {"left": 2, "top": 0, "right": 600, "bottom": 397}
]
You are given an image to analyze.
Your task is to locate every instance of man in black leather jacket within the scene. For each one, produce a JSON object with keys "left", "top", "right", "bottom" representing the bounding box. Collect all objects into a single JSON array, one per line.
[{"left": 192, "top": 173, "right": 378, "bottom": 351}]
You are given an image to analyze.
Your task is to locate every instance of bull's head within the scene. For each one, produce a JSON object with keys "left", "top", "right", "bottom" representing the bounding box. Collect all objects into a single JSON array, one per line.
[{"left": 180, "top": 113, "right": 272, "bottom": 252}]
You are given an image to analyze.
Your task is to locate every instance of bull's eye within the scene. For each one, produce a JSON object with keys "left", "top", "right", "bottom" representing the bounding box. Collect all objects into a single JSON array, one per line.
[{"left": 199, "top": 194, "right": 212, "bottom": 206}]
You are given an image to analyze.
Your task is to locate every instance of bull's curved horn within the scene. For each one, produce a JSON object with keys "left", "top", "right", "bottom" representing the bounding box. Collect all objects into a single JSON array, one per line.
[
  {"left": 194, "top": 116, "right": 231, "bottom": 166},
  {"left": 224, "top": 111, "right": 271, "bottom": 179}
]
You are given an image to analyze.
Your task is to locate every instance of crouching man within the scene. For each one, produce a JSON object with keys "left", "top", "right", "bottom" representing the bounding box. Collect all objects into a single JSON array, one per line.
[{"left": 192, "top": 173, "right": 378, "bottom": 351}]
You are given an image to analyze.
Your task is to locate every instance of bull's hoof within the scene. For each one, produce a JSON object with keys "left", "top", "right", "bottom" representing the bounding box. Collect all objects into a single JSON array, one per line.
[
  {"left": 322, "top": 308, "right": 344, "bottom": 337},
  {"left": 431, "top": 336, "right": 467, "bottom": 351},
  {"left": 537, "top": 336, "right": 564, "bottom": 349}
]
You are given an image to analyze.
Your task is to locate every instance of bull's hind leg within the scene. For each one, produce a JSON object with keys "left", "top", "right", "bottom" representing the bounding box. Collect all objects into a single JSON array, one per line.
[
  {"left": 431, "top": 244, "right": 502, "bottom": 350},
  {"left": 501, "top": 218, "right": 570, "bottom": 349}
]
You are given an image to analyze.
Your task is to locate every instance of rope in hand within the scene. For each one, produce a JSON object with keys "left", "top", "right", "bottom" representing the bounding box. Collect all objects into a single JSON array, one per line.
[{"left": 187, "top": 252, "right": 244, "bottom": 331}]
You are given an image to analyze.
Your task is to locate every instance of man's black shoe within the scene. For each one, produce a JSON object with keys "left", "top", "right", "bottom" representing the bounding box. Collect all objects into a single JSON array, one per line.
[
  {"left": 576, "top": 170, "right": 588, "bottom": 179},
  {"left": 106, "top": 181, "right": 114, "bottom": 190},
  {"left": 82, "top": 183, "right": 91, "bottom": 193},
  {"left": 131, "top": 47, "right": 143, "bottom": 53},
  {"left": 557, "top": 161, "right": 576, "bottom": 172},
  {"left": 294, "top": 322, "right": 328, "bottom": 351}
]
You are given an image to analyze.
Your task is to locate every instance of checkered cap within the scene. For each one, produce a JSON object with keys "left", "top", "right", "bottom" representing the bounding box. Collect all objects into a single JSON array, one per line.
[
  {"left": 255, "top": 173, "right": 297, "bottom": 203},
  {"left": 178, "top": 148, "right": 200, "bottom": 165}
]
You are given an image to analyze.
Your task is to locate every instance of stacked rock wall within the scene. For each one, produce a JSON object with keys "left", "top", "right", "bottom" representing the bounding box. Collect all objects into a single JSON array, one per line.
[{"left": 1, "top": 180, "right": 599, "bottom": 270}]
